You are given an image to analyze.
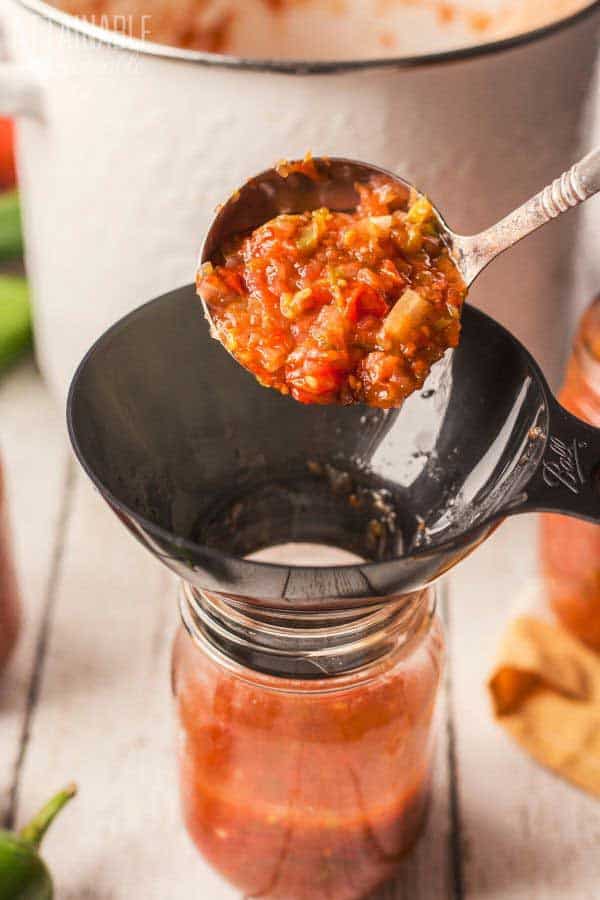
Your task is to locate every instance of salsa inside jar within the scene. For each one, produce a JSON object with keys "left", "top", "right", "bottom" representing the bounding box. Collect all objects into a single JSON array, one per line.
[
  {"left": 173, "top": 586, "right": 444, "bottom": 900},
  {"left": 197, "top": 165, "right": 467, "bottom": 408}
]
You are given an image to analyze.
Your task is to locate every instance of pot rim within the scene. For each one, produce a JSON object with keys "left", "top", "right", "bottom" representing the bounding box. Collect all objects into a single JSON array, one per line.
[{"left": 12, "top": 0, "right": 600, "bottom": 75}]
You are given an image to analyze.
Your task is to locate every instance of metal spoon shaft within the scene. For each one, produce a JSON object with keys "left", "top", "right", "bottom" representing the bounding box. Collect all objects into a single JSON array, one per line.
[{"left": 455, "top": 147, "right": 600, "bottom": 285}]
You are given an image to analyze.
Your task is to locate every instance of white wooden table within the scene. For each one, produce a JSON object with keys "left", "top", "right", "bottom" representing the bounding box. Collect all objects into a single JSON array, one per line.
[{"left": 2, "top": 357, "right": 600, "bottom": 900}]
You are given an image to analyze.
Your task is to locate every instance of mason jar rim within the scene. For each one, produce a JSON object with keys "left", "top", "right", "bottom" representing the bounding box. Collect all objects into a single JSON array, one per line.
[
  {"left": 180, "top": 582, "right": 436, "bottom": 683},
  {"left": 13, "top": 0, "right": 600, "bottom": 75}
]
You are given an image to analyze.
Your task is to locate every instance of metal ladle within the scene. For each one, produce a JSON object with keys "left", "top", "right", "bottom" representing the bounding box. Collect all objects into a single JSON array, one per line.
[{"left": 200, "top": 149, "right": 600, "bottom": 333}]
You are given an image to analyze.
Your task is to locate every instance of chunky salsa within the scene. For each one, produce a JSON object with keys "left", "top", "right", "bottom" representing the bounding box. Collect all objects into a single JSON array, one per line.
[{"left": 197, "top": 168, "right": 467, "bottom": 408}]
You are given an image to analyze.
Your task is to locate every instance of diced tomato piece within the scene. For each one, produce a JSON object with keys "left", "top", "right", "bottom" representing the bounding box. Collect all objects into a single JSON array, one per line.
[
  {"left": 221, "top": 270, "right": 245, "bottom": 295},
  {"left": 346, "top": 285, "right": 388, "bottom": 323}
]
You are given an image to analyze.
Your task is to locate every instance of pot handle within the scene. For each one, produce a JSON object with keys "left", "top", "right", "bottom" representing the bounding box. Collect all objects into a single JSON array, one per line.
[
  {"left": 516, "top": 396, "right": 600, "bottom": 523},
  {"left": 0, "top": 64, "right": 42, "bottom": 117}
]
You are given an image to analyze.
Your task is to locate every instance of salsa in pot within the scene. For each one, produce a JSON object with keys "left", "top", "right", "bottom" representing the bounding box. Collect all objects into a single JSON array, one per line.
[
  {"left": 49, "top": 0, "right": 591, "bottom": 56},
  {"left": 197, "top": 168, "right": 467, "bottom": 408},
  {"left": 52, "top": 0, "right": 235, "bottom": 51}
]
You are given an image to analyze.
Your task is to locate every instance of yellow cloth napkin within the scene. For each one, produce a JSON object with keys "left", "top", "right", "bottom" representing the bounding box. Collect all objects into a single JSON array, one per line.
[{"left": 488, "top": 616, "right": 600, "bottom": 796}]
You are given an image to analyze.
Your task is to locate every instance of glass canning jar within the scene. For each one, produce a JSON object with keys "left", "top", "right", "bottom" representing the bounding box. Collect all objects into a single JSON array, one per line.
[
  {"left": 0, "top": 450, "right": 20, "bottom": 671},
  {"left": 172, "top": 580, "right": 444, "bottom": 900},
  {"left": 539, "top": 296, "right": 600, "bottom": 649}
]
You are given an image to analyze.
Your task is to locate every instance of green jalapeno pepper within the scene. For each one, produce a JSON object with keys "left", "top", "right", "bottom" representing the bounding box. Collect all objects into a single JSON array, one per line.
[
  {"left": 0, "top": 275, "right": 32, "bottom": 373},
  {"left": 0, "top": 784, "right": 77, "bottom": 900},
  {"left": 0, "top": 191, "right": 23, "bottom": 261}
]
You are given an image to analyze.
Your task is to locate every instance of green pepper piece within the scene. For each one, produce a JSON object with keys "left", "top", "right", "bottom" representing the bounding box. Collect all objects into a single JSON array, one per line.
[
  {"left": 0, "top": 191, "right": 23, "bottom": 262},
  {"left": 0, "top": 785, "right": 76, "bottom": 900},
  {"left": 0, "top": 275, "right": 32, "bottom": 373}
]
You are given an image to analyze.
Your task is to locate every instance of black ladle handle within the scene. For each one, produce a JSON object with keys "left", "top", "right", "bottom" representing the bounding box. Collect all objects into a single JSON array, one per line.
[{"left": 520, "top": 396, "right": 600, "bottom": 523}]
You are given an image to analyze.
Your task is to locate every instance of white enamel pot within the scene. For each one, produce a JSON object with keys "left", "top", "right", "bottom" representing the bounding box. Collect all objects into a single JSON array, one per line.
[{"left": 1, "top": 0, "right": 599, "bottom": 401}]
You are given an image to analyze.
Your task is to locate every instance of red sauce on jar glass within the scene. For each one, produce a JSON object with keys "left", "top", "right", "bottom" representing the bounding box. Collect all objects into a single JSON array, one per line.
[
  {"left": 173, "top": 583, "right": 444, "bottom": 899},
  {"left": 539, "top": 297, "right": 600, "bottom": 649},
  {"left": 0, "top": 452, "right": 21, "bottom": 671}
]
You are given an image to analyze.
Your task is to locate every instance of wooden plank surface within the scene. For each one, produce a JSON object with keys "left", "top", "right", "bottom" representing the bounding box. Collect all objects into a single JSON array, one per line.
[
  {"left": 15, "top": 472, "right": 234, "bottom": 899},
  {"left": 0, "top": 359, "right": 70, "bottom": 823},
  {"left": 449, "top": 516, "right": 600, "bottom": 900},
  {"left": 2, "top": 362, "right": 600, "bottom": 899}
]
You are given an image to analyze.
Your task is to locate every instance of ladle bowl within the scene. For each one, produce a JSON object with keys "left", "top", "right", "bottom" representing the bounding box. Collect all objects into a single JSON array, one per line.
[
  {"left": 200, "top": 152, "right": 600, "bottom": 339},
  {"left": 67, "top": 284, "right": 600, "bottom": 611}
]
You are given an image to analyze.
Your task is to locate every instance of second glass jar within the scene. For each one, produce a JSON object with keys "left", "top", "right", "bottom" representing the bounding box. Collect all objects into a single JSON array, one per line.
[
  {"left": 172, "top": 582, "right": 444, "bottom": 900},
  {"left": 539, "top": 296, "right": 600, "bottom": 649}
]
